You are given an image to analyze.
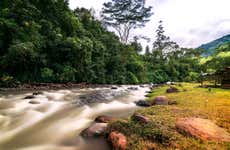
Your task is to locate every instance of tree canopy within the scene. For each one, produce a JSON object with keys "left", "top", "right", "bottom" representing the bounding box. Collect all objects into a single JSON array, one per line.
[{"left": 101, "top": 0, "right": 153, "bottom": 43}]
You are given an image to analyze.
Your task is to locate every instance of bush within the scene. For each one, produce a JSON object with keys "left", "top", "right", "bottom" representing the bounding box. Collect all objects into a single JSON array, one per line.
[
  {"left": 58, "top": 66, "right": 77, "bottom": 82},
  {"left": 41, "top": 68, "right": 54, "bottom": 82},
  {"left": 0, "top": 75, "right": 18, "bottom": 87},
  {"left": 184, "top": 72, "right": 199, "bottom": 82},
  {"left": 126, "top": 72, "right": 139, "bottom": 84}
]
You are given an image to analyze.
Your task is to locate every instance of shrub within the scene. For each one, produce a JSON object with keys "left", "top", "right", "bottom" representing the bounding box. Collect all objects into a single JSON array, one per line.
[
  {"left": 41, "top": 68, "right": 54, "bottom": 82},
  {"left": 58, "top": 66, "right": 77, "bottom": 82},
  {"left": 0, "top": 75, "right": 18, "bottom": 87}
]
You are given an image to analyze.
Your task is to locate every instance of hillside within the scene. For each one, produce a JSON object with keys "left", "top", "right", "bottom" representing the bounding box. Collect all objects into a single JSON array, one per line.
[{"left": 199, "top": 34, "right": 230, "bottom": 56}]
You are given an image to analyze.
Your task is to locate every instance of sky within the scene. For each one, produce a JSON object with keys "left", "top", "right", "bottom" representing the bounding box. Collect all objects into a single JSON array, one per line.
[{"left": 69, "top": 0, "right": 230, "bottom": 48}]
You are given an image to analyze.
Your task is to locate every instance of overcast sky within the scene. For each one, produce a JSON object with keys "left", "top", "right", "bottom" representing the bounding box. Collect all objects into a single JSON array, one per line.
[{"left": 69, "top": 0, "right": 230, "bottom": 48}]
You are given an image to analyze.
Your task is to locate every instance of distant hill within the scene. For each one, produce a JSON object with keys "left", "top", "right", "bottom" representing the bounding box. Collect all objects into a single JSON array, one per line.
[{"left": 199, "top": 34, "right": 230, "bottom": 56}]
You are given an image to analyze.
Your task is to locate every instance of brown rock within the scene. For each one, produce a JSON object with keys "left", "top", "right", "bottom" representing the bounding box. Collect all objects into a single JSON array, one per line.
[
  {"left": 133, "top": 114, "right": 150, "bottom": 123},
  {"left": 29, "top": 100, "right": 40, "bottom": 104},
  {"left": 108, "top": 131, "right": 127, "bottom": 150},
  {"left": 82, "top": 123, "right": 107, "bottom": 137},
  {"left": 152, "top": 96, "right": 169, "bottom": 105},
  {"left": 176, "top": 117, "right": 230, "bottom": 142},
  {"left": 166, "top": 86, "right": 179, "bottom": 93},
  {"left": 95, "top": 115, "right": 117, "bottom": 123}
]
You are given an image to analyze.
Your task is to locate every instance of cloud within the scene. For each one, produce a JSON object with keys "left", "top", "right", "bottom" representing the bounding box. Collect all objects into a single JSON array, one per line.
[{"left": 69, "top": 0, "right": 230, "bottom": 48}]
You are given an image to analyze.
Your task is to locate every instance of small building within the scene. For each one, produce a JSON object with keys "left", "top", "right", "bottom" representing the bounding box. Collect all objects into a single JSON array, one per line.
[
  {"left": 221, "top": 67, "right": 230, "bottom": 89},
  {"left": 200, "top": 67, "right": 230, "bottom": 89}
]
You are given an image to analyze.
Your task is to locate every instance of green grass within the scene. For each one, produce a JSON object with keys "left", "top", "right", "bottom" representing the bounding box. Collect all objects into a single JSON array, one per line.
[{"left": 107, "top": 83, "right": 230, "bottom": 150}]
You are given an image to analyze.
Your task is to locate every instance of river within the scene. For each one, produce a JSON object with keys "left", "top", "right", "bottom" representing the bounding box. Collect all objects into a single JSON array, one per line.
[{"left": 0, "top": 85, "right": 150, "bottom": 150}]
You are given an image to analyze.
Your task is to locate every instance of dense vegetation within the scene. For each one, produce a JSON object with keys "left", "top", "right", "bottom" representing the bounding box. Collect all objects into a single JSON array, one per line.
[
  {"left": 0, "top": 0, "right": 147, "bottom": 86},
  {"left": 0, "top": 0, "right": 229, "bottom": 87},
  {"left": 201, "top": 42, "right": 230, "bottom": 73}
]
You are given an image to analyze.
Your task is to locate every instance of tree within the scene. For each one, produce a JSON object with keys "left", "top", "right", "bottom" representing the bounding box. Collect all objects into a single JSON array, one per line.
[
  {"left": 145, "top": 45, "right": 150, "bottom": 55},
  {"left": 131, "top": 37, "right": 142, "bottom": 53},
  {"left": 101, "top": 0, "right": 153, "bottom": 43},
  {"left": 153, "top": 20, "right": 170, "bottom": 51},
  {"left": 153, "top": 21, "right": 179, "bottom": 56}
]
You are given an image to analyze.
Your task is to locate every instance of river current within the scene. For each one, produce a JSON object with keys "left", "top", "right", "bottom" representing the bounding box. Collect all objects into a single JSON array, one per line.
[{"left": 0, "top": 85, "right": 150, "bottom": 150}]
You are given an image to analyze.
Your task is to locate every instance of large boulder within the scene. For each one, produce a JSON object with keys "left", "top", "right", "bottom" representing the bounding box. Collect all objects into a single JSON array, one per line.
[
  {"left": 108, "top": 131, "right": 127, "bottom": 150},
  {"left": 152, "top": 96, "right": 169, "bottom": 105},
  {"left": 135, "top": 100, "right": 151, "bottom": 107},
  {"left": 82, "top": 123, "right": 107, "bottom": 137},
  {"left": 176, "top": 118, "right": 230, "bottom": 142},
  {"left": 166, "top": 86, "right": 179, "bottom": 93},
  {"left": 132, "top": 114, "right": 150, "bottom": 123},
  {"left": 95, "top": 115, "right": 117, "bottom": 123}
]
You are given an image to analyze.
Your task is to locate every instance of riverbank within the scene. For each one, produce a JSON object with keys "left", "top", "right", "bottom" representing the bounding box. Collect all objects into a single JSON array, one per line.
[
  {"left": 107, "top": 83, "right": 230, "bottom": 150},
  {"left": 0, "top": 83, "right": 115, "bottom": 92}
]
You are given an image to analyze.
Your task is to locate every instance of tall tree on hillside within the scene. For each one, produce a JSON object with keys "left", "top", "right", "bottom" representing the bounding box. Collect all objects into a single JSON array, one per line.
[
  {"left": 153, "top": 20, "right": 170, "bottom": 51},
  {"left": 101, "top": 0, "right": 153, "bottom": 43},
  {"left": 153, "top": 21, "right": 179, "bottom": 56},
  {"left": 145, "top": 45, "right": 150, "bottom": 55}
]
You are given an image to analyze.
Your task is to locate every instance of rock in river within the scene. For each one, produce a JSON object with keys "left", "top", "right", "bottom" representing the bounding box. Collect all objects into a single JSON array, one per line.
[
  {"left": 33, "top": 91, "right": 43, "bottom": 95},
  {"left": 176, "top": 117, "right": 230, "bottom": 142},
  {"left": 111, "top": 86, "right": 118, "bottom": 90},
  {"left": 95, "top": 115, "right": 117, "bottom": 123},
  {"left": 82, "top": 123, "right": 108, "bottom": 137},
  {"left": 127, "top": 87, "right": 138, "bottom": 90},
  {"left": 24, "top": 95, "right": 36, "bottom": 99},
  {"left": 135, "top": 100, "right": 151, "bottom": 107},
  {"left": 108, "top": 131, "right": 127, "bottom": 150},
  {"left": 29, "top": 100, "right": 40, "bottom": 104}
]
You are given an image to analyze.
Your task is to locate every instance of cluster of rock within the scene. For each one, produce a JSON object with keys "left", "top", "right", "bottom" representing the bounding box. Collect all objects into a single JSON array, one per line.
[
  {"left": 136, "top": 86, "right": 180, "bottom": 107},
  {"left": 136, "top": 95, "right": 172, "bottom": 107},
  {"left": 75, "top": 89, "right": 127, "bottom": 106},
  {"left": 24, "top": 91, "right": 44, "bottom": 104},
  {"left": 81, "top": 113, "right": 152, "bottom": 150},
  {"left": 81, "top": 115, "right": 128, "bottom": 150}
]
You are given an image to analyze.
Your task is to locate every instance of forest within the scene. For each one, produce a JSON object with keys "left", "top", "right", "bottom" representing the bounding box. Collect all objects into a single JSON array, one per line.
[{"left": 0, "top": 0, "right": 229, "bottom": 87}]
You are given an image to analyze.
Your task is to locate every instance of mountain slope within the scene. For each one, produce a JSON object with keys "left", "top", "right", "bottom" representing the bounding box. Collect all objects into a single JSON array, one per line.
[{"left": 199, "top": 34, "right": 230, "bottom": 56}]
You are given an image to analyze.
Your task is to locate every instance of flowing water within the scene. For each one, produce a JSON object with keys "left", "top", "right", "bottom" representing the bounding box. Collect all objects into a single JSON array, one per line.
[{"left": 0, "top": 85, "right": 150, "bottom": 150}]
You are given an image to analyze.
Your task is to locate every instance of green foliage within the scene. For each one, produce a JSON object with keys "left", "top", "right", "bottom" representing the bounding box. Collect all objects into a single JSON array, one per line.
[
  {"left": 0, "top": 75, "right": 18, "bottom": 87},
  {"left": 0, "top": 0, "right": 147, "bottom": 86},
  {"left": 41, "top": 68, "right": 54, "bottom": 82},
  {"left": 126, "top": 72, "right": 139, "bottom": 84},
  {"left": 202, "top": 42, "right": 230, "bottom": 72},
  {"left": 58, "top": 66, "right": 77, "bottom": 82}
]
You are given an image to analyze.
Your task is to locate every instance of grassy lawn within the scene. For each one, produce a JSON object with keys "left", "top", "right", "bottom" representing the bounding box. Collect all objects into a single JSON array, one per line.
[{"left": 107, "top": 83, "right": 230, "bottom": 150}]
